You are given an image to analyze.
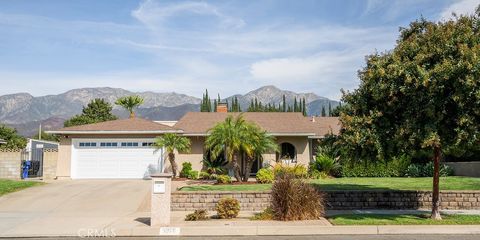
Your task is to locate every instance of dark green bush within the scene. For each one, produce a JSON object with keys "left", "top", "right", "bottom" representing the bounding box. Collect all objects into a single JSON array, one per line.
[
  {"left": 216, "top": 174, "right": 231, "bottom": 184},
  {"left": 405, "top": 162, "right": 454, "bottom": 177},
  {"left": 341, "top": 156, "right": 410, "bottom": 177},
  {"left": 185, "top": 209, "right": 209, "bottom": 221},
  {"left": 309, "top": 153, "right": 341, "bottom": 178},
  {"left": 271, "top": 173, "right": 325, "bottom": 221},
  {"left": 179, "top": 162, "right": 193, "bottom": 178},
  {"left": 216, "top": 198, "right": 240, "bottom": 219},
  {"left": 256, "top": 168, "right": 274, "bottom": 183}
]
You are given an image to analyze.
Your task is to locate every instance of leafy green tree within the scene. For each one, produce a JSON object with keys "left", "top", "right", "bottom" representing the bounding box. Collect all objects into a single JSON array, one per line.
[
  {"left": 0, "top": 125, "right": 27, "bottom": 149},
  {"left": 339, "top": 9, "right": 480, "bottom": 220},
  {"left": 205, "top": 115, "right": 252, "bottom": 181},
  {"left": 154, "top": 133, "right": 191, "bottom": 178},
  {"left": 242, "top": 125, "right": 278, "bottom": 181},
  {"left": 64, "top": 98, "right": 117, "bottom": 127},
  {"left": 115, "top": 95, "right": 144, "bottom": 118},
  {"left": 32, "top": 131, "right": 60, "bottom": 142}
]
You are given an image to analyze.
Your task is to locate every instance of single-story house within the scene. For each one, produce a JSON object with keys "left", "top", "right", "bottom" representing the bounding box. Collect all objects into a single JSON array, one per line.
[
  {"left": 0, "top": 139, "right": 6, "bottom": 145},
  {"left": 47, "top": 105, "right": 340, "bottom": 179}
]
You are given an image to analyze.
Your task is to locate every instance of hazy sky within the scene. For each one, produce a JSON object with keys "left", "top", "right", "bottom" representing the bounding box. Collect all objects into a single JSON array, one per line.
[{"left": 0, "top": 0, "right": 478, "bottom": 100}]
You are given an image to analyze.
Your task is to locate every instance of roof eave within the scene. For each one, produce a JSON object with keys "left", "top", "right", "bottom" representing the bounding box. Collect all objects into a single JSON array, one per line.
[{"left": 45, "top": 130, "right": 183, "bottom": 135}]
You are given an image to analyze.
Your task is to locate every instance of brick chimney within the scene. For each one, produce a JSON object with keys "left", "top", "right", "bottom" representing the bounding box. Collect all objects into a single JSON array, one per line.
[{"left": 216, "top": 102, "right": 228, "bottom": 112}]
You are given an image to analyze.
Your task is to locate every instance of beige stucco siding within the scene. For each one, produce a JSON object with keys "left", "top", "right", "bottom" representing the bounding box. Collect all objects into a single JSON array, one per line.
[
  {"left": 172, "top": 136, "right": 205, "bottom": 173},
  {"left": 56, "top": 137, "right": 72, "bottom": 179}
]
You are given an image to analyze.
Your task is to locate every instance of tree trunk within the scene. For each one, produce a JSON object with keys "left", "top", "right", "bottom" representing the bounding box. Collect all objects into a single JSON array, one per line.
[
  {"left": 129, "top": 111, "right": 135, "bottom": 118},
  {"left": 242, "top": 158, "right": 255, "bottom": 182},
  {"left": 431, "top": 145, "right": 442, "bottom": 220},
  {"left": 168, "top": 152, "right": 177, "bottom": 178},
  {"left": 232, "top": 154, "right": 242, "bottom": 182}
]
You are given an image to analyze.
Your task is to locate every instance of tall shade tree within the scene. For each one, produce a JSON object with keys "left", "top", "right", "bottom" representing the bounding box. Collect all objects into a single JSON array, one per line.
[
  {"left": 115, "top": 95, "right": 144, "bottom": 118},
  {"left": 154, "top": 133, "right": 191, "bottom": 178},
  {"left": 205, "top": 115, "right": 251, "bottom": 181},
  {"left": 64, "top": 98, "right": 117, "bottom": 127},
  {"left": 0, "top": 125, "right": 27, "bottom": 149},
  {"left": 339, "top": 9, "right": 480, "bottom": 220},
  {"left": 242, "top": 125, "right": 278, "bottom": 182}
]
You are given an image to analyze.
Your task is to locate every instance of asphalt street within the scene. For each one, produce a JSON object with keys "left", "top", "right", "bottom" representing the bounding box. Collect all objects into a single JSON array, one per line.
[{"left": 12, "top": 235, "right": 480, "bottom": 240}]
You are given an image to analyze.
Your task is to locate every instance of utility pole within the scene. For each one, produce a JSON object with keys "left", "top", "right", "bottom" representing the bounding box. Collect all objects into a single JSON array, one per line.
[{"left": 38, "top": 124, "right": 42, "bottom": 140}]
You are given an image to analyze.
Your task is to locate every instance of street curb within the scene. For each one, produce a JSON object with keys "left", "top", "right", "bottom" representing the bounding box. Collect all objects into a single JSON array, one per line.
[{"left": 3, "top": 225, "right": 479, "bottom": 237}]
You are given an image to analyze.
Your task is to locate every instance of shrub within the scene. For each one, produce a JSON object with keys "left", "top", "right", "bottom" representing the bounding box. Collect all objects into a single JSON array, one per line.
[
  {"left": 405, "top": 162, "right": 454, "bottom": 177},
  {"left": 202, "top": 155, "right": 228, "bottom": 174},
  {"left": 256, "top": 168, "right": 274, "bottom": 183},
  {"left": 188, "top": 170, "right": 199, "bottom": 180},
  {"left": 250, "top": 207, "right": 273, "bottom": 220},
  {"left": 179, "top": 162, "right": 193, "bottom": 178},
  {"left": 199, "top": 171, "right": 211, "bottom": 180},
  {"left": 309, "top": 153, "right": 340, "bottom": 178},
  {"left": 271, "top": 173, "right": 325, "bottom": 221},
  {"left": 185, "top": 209, "right": 209, "bottom": 221},
  {"left": 216, "top": 198, "right": 240, "bottom": 219},
  {"left": 341, "top": 156, "right": 411, "bottom": 177},
  {"left": 273, "top": 163, "right": 308, "bottom": 179},
  {"left": 216, "top": 174, "right": 231, "bottom": 184}
]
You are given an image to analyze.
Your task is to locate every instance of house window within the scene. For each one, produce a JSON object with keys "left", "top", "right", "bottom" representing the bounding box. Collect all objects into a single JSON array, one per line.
[
  {"left": 276, "top": 142, "right": 296, "bottom": 162},
  {"left": 142, "top": 142, "right": 154, "bottom": 147},
  {"left": 100, "top": 142, "right": 118, "bottom": 147},
  {"left": 121, "top": 142, "right": 139, "bottom": 147},
  {"left": 79, "top": 142, "right": 96, "bottom": 147}
]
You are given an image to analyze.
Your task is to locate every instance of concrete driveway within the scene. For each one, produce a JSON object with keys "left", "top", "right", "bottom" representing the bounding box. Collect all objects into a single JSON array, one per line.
[{"left": 0, "top": 180, "right": 151, "bottom": 237}]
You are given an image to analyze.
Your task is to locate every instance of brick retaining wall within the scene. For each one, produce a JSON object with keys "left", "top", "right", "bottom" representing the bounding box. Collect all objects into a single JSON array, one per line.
[{"left": 172, "top": 190, "right": 480, "bottom": 211}]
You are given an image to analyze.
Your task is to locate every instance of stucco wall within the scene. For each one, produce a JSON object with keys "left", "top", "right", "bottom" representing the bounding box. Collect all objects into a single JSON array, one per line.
[
  {"left": 172, "top": 136, "right": 205, "bottom": 174},
  {"left": 56, "top": 137, "right": 72, "bottom": 179},
  {"left": 0, "top": 149, "right": 22, "bottom": 179},
  {"left": 445, "top": 162, "right": 480, "bottom": 177}
]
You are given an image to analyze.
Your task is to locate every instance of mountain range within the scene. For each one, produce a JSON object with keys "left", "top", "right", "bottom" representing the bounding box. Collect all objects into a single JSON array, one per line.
[{"left": 0, "top": 85, "right": 339, "bottom": 137}]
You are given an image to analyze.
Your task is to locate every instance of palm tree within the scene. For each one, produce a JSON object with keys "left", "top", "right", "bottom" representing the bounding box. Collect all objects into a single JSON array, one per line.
[
  {"left": 115, "top": 95, "right": 144, "bottom": 118},
  {"left": 154, "top": 133, "right": 191, "bottom": 178},
  {"left": 242, "top": 125, "right": 278, "bottom": 181},
  {"left": 205, "top": 115, "right": 252, "bottom": 182}
]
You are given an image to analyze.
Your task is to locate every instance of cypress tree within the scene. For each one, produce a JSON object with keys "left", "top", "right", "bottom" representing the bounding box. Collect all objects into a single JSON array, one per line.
[
  {"left": 321, "top": 106, "right": 326, "bottom": 117},
  {"left": 282, "top": 95, "right": 286, "bottom": 112},
  {"left": 328, "top": 102, "right": 332, "bottom": 117},
  {"left": 302, "top": 98, "right": 307, "bottom": 116}
]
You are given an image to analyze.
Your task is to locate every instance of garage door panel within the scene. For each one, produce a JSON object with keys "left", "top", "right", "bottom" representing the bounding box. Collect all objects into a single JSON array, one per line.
[{"left": 73, "top": 140, "right": 162, "bottom": 179}]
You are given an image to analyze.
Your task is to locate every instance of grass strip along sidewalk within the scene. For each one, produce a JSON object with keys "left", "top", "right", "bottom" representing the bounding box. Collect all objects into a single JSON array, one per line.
[
  {"left": 0, "top": 179, "right": 43, "bottom": 196},
  {"left": 180, "top": 177, "right": 480, "bottom": 191},
  {"left": 328, "top": 214, "right": 480, "bottom": 225}
]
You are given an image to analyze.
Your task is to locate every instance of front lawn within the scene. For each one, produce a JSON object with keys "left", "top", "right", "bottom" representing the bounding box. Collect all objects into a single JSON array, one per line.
[
  {"left": 179, "top": 177, "right": 480, "bottom": 191},
  {"left": 328, "top": 214, "right": 480, "bottom": 225},
  {"left": 0, "top": 179, "right": 42, "bottom": 196}
]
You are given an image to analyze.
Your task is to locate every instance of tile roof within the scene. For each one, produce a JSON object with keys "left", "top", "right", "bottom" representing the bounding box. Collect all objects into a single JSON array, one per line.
[
  {"left": 173, "top": 112, "right": 340, "bottom": 137},
  {"left": 51, "top": 117, "right": 177, "bottom": 133}
]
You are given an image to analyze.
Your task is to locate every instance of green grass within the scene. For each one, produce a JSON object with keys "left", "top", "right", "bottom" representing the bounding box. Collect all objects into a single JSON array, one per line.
[
  {"left": 0, "top": 179, "right": 43, "bottom": 196},
  {"left": 179, "top": 177, "right": 480, "bottom": 191},
  {"left": 328, "top": 214, "right": 480, "bottom": 225}
]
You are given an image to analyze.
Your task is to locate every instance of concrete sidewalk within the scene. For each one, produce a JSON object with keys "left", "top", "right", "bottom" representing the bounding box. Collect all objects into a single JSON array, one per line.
[{"left": 2, "top": 210, "right": 480, "bottom": 238}]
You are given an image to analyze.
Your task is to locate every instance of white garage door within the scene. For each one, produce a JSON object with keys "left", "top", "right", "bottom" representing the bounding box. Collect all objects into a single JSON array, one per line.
[{"left": 72, "top": 139, "right": 163, "bottom": 179}]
